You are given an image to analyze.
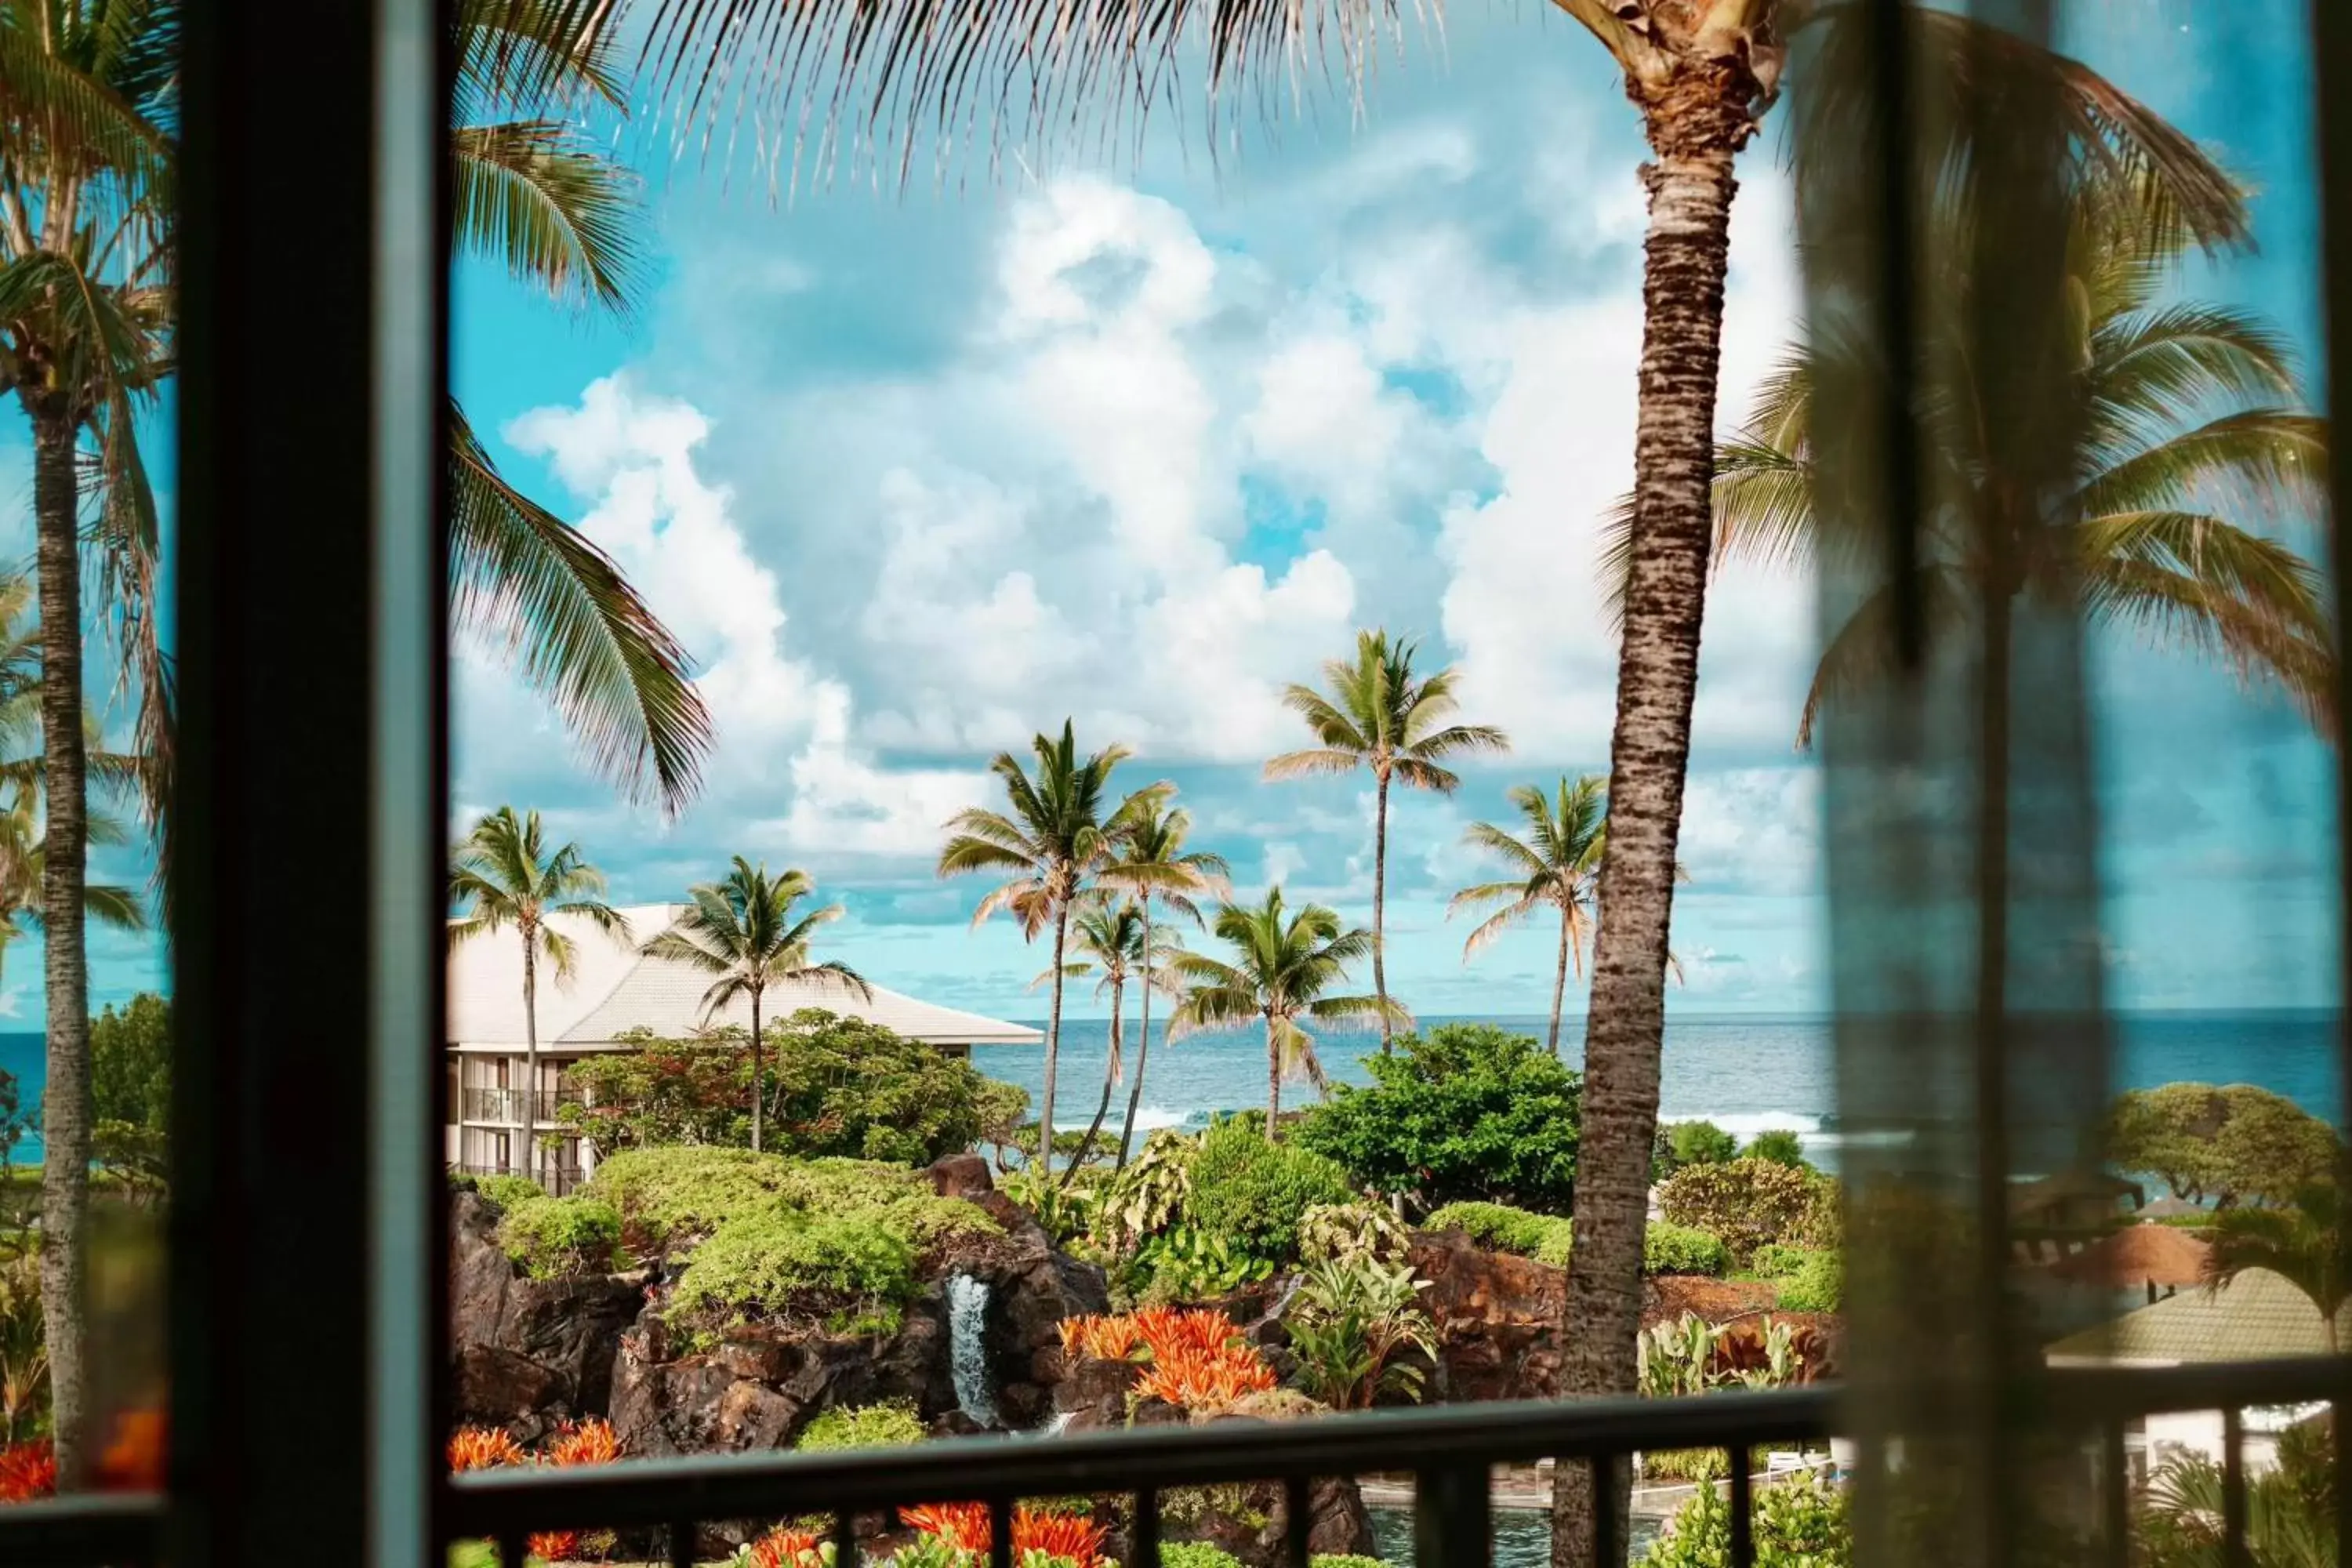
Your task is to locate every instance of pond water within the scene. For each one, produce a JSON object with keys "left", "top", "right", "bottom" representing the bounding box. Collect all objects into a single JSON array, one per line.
[{"left": 1365, "top": 1506, "right": 1662, "bottom": 1567}]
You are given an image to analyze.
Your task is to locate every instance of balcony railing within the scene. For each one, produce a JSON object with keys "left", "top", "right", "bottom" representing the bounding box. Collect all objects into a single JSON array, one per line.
[
  {"left": 458, "top": 1085, "right": 583, "bottom": 1124},
  {"left": 6, "top": 1356, "right": 2347, "bottom": 1566},
  {"left": 451, "top": 1161, "right": 590, "bottom": 1196}
]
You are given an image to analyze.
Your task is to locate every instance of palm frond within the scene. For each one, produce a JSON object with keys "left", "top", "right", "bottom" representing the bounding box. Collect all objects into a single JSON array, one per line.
[
  {"left": 452, "top": 120, "right": 646, "bottom": 320},
  {"left": 1263, "top": 748, "right": 1366, "bottom": 781}
]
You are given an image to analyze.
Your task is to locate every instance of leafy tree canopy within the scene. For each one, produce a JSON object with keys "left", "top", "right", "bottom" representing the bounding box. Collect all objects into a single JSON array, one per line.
[
  {"left": 1291, "top": 1023, "right": 1581, "bottom": 1215},
  {"left": 91, "top": 993, "right": 169, "bottom": 1194},
  {"left": 2107, "top": 1083, "right": 2337, "bottom": 1209},
  {"left": 1653, "top": 1120, "right": 1737, "bottom": 1181}
]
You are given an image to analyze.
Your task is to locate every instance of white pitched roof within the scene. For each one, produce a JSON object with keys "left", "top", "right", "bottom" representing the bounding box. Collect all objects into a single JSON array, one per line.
[{"left": 447, "top": 902, "right": 1040, "bottom": 1050}]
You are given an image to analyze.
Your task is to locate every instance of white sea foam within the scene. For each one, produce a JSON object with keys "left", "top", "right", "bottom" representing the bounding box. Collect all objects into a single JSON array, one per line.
[{"left": 1663, "top": 1111, "right": 1839, "bottom": 1148}]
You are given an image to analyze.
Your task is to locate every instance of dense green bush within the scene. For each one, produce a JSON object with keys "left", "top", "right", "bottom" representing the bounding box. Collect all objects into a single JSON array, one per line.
[
  {"left": 92, "top": 993, "right": 170, "bottom": 1192},
  {"left": 1423, "top": 1201, "right": 1728, "bottom": 1276},
  {"left": 1160, "top": 1546, "right": 1246, "bottom": 1568},
  {"left": 1773, "top": 1250, "right": 1844, "bottom": 1313},
  {"left": 1643, "top": 1222, "right": 1731, "bottom": 1276},
  {"left": 584, "top": 1147, "right": 994, "bottom": 1258},
  {"left": 497, "top": 1195, "right": 623, "bottom": 1279},
  {"left": 1311, "top": 1557, "right": 1390, "bottom": 1568},
  {"left": 795, "top": 1401, "right": 926, "bottom": 1450},
  {"left": 471, "top": 1173, "right": 553, "bottom": 1212},
  {"left": 670, "top": 1210, "right": 916, "bottom": 1332},
  {"left": 1640, "top": 1471, "right": 1848, "bottom": 1568},
  {"left": 564, "top": 1011, "right": 1014, "bottom": 1166},
  {"left": 1742, "top": 1129, "right": 1809, "bottom": 1169},
  {"left": 1653, "top": 1120, "right": 1737, "bottom": 1180},
  {"left": 1656, "top": 1159, "right": 1835, "bottom": 1265},
  {"left": 1185, "top": 1116, "right": 1354, "bottom": 1261},
  {"left": 1751, "top": 1243, "right": 1813, "bottom": 1279},
  {"left": 1292, "top": 1024, "right": 1581, "bottom": 1213}
]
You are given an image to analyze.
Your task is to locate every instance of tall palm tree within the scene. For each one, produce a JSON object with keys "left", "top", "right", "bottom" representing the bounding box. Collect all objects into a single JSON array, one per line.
[
  {"left": 1603, "top": 177, "right": 2329, "bottom": 746},
  {"left": 1033, "top": 901, "right": 1179, "bottom": 1180},
  {"left": 939, "top": 721, "right": 1155, "bottom": 1178},
  {"left": 447, "top": 808, "right": 632, "bottom": 1178},
  {"left": 1450, "top": 777, "right": 1608, "bottom": 1058},
  {"left": 2204, "top": 1185, "right": 2350, "bottom": 1356},
  {"left": 1098, "top": 794, "right": 1227, "bottom": 1168},
  {"left": 1168, "top": 887, "right": 1406, "bottom": 1141},
  {"left": 640, "top": 858, "right": 871, "bottom": 1154},
  {"left": 1266, "top": 630, "right": 1507, "bottom": 1053}
]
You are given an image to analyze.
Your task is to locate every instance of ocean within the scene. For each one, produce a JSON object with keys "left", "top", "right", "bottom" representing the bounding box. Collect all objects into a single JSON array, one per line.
[{"left": 2, "top": 1012, "right": 2341, "bottom": 1163}]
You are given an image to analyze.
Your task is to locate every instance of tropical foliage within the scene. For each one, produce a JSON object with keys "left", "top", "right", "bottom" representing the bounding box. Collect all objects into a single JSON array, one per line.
[
  {"left": 448, "top": 806, "right": 631, "bottom": 1177},
  {"left": 1293, "top": 1023, "right": 1582, "bottom": 1214},
  {"left": 1044, "top": 899, "right": 1181, "bottom": 1180},
  {"left": 1267, "top": 630, "right": 1507, "bottom": 1052},
  {"left": 2138, "top": 1421, "right": 2333, "bottom": 1568},
  {"left": 89, "top": 993, "right": 168, "bottom": 1197},
  {"left": 1169, "top": 887, "right": 1403, "bottom": 1134},
  {"left": 641, "top": 859, "right": 870, "bottom": 1153},
  {"left": 2202, "top": 1184, "right": 2350, "bottom": 1352},
  {"left": 1449, "top": 776, "right": 1606, "bottom": 1057},
  {"left": 941, "top": 721, "right": 1156, "bottom": 1177},
  {"left": 1097, "top": 795, "right": 1227, "bottom": 1167},
  {"left": 2108, "top": 1083, "right": 2337, "bottom": 1210},
  {"left": 1283, "top": 1254, "right": 1436, "bottom": 1409},
  {"left": 1654, "top": 1159, "right": 1838, "bottom": 1269},
  {"left": 1639, "top": 1469, "right": 1849, "bottom": 1568}
]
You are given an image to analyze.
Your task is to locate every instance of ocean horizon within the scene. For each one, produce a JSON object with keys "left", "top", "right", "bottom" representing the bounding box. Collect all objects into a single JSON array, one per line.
[{"left": 4, "top": 1009, "right": 2341, "bottom": 1163}]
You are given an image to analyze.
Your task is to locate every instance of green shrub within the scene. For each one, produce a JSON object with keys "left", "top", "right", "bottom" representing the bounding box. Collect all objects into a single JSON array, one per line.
[
  {"left": 1742, "top": 1128, "right": 1810, "bottom": 1169},
  {"left": 1185, "top": 1117, "right": 1353, "bottom": 1262},
  {"left": 1774, "top": 1250, "right": 1844, "bottom": 1313},
  {"left": 1160, "top": 1546, "right": 1246, "bottom": 1568},
  {"left": 471, "top": 1174, "right": 552, "bottom": 1213},
  {"left": 1639, "top": 1470, "right": 1848, "bottom": 1568},
  {"left": 1751, "top": 1243, "right": 1813, "bottom": 1279},
  {"left": 584, "top": 1147, "right": 805, "bottom": 1248},
  {"left": 496, "top": 1195, "right": 623, "bottom": 1279},
  {"left": 795, "top": 1401, "right": 926, "bottom": 1451},
  {"left": 671, "top": 1210, "right": 916, "bottom": 1331},
  {"left": 1653, "top": 1120, "right": 1738, "bottom": 1180},
  {"left": 1311, "top": 1556, "right": 1390, "bottom": 1568},
  {"left": 1643, "top": 1222, "right": 1730, "bottom": 1276},
  {"left": 1128, "top": 1224, "right": 1273, "bottom": 1305},
  {"left": 1292, "top": 1023, "right": 1581, "bottom": 1213},
  {"left": 1656, "top": 1159, "right": 1835, "bottom": 1266}
]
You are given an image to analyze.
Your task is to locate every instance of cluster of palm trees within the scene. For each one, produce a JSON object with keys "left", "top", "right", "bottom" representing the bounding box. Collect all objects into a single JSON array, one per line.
[
  {"left": 942, "top": 627, "right": 1671, "bottom": 1171},
  {"left": 448, "top": 806, "right": 873, "bottom": 1174}
]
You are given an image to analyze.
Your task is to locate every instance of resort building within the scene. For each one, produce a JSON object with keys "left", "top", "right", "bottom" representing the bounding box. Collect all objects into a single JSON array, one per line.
[{"left": 445, "top": 903, "right": 1042, "bottom": 1190}]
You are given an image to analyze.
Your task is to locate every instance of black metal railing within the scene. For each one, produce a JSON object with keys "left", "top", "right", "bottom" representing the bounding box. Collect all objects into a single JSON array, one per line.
[
  {"left": 4, "top": 1357, "right": 2348, "bottom": 1566},
  {"left": 459, "top": 1087, "right": 582, "bottom": 1124}
]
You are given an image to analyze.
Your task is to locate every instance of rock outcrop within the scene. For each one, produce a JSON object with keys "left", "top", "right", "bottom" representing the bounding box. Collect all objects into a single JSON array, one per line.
[
  {"left": 1407, "top": 1229, "right": 1566, "bottom": 1403},
  {"left": 450, "top": 1191, "right": 648, "bottom": 1425}
]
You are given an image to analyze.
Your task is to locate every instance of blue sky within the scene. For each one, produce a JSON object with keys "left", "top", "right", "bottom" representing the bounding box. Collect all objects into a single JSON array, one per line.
[{"left": 10, "top": 0, "right": 2342, "bottom": 1026}]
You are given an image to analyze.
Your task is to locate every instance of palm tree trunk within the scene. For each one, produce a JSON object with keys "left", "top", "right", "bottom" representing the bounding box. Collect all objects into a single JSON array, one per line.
[
  {"left": 32, "top": 408, "right": 91, "bottom": 1485},
  {"left": 1372, "top": 771, "right": 1392, "bottom": 1054},
  {"left": 1119, "top": 900, "right": 1153, "bottom": 1169},
  {"left": 750, "top": 985, "right": 764, "bottom": 1155},
  {"left": 1039, "top": 903, "right": 1068, "bottom": 1178},
  {"left": 1265, "top": 1016, "right": 1282, "bottom": 1143},
  {"left": 1067, "top": 974, "right": 1121, "bottom": 1182},
  {"left": 519, "top": 934, "right": 539, "bottom": 1180},
  {"left": 1555, "top": 133, "right": 1743, "bottom": 1568},
  {"left": 1548, "top": 902, "right": 1573, "bottom": 1057}
]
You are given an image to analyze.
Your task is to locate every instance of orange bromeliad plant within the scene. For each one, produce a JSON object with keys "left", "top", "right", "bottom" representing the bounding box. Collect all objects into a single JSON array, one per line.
[
  {"left": 96, "top": 1410, "right": 166, "bottom": 1491},
  {"left": 447, "top": 1425, "right": 528, "bottom": 1472},
  {"left": 898, "top": 1502, "right": 1109, "bottom": 1568},
  {"left": 0, "top": 1437, "right": 55, "bottom": 1503},
  {"left": 1057, "top": 1315, "right": 1141, "bottom": 1362},
  {"left": 1133, "top": 1342, "right": 1278, "bottom": 1411},
  {"left": 548, "top": 1417, "right": 621, "bottom": 1468},
  {"left": 747, "top": 1525, "right": 826, "bottom": 1567},
  {"left": 1058, "top": 1308, "right": 1240, "bottom": 1367}
]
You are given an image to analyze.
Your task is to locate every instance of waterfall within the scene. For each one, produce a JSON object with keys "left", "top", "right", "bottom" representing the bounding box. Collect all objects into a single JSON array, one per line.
[{"left": 946, "top": 1273, "right": 1000, "bottom": 1429}]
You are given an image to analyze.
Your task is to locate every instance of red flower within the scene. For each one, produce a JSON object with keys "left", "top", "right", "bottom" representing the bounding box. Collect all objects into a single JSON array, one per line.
[{"left": 0, "top": 1439, "right": 56, "bottom": 1504}]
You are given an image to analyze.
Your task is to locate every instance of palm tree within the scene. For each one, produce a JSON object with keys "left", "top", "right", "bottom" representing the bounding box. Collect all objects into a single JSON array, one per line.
[
  {"left": 1266, "top": 630, "right": 1507, "bottom": 1053},
  {"left": 940, "top": 721, "right": 1155, "bottom": 1178},
  {"left": 1450, "top": 777, "right": 1608, "bottom": 1058},
  {"left": 447, "top": 808, "right": 632, "bottom": 1178},
  {"left": 1033, "top": 902, "right": 1179, "bottom": 1180},
  {"left": 1450, "top": 777, "right": 1691, "bottom": 1057},
  {"left": 2204, "top": 1185, "right": 2350, "bottom": 1355},
  {"left": 1098, "top": 794, "right": 1228, "bottom": 1167},
  {"left": 447, "top": 0, "right": 713, "bottom": 811},
  {"left": 1168, "top": 887, "right": 1406, "bottom": 1140},
  {"left": 640, "top": 858, "right": 871, "bottom": 1154},
  {"left": 1604, "top": 179, "right": 2329, "bottom": 747}
]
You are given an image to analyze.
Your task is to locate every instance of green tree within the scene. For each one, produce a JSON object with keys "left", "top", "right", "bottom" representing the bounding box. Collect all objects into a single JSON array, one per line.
[
  {"left": 1098, "top": 793, "right": 1227, "bottom": 1168},
  {"left": 1294, "top": 1023, "right": 1581, "bottom": 1214},
  {"left": 640, "top": 858, "right": 870, "bottom": 1154},
  {"left": 1744, "top": 1128, "right": 1809, "bottom": 1169},
  {"left": 448, "top": 807, "right": 632, "bottom": 1178},
  {"left": 2109, "top": 1083, "right": 2336, "bottom": 1210},
  {"left": 1653, "top": 1120, "right": 1739, "bottom": 1181},
  {"left": 89, "top": 993, "right": 167, "bottom": 1196},
  {"left": 1450, "top": 777, "right": 1605, "bottom": 1058},
  {"left": 1039, "top": 901, "right": 1180, "bottom": 1183},
  {"left": 1168, "top": 886, "right": 1405, "bottom": 1139},
  {"left": 1265, "top": 630, "right": 1507, "bottom": 1053},
  {"left": 2204, "top": 1185, "right": 2350, "bottom": 1354},
  {"left": 940, "top": 720, "right": 1155, "bottom": 1177}
]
